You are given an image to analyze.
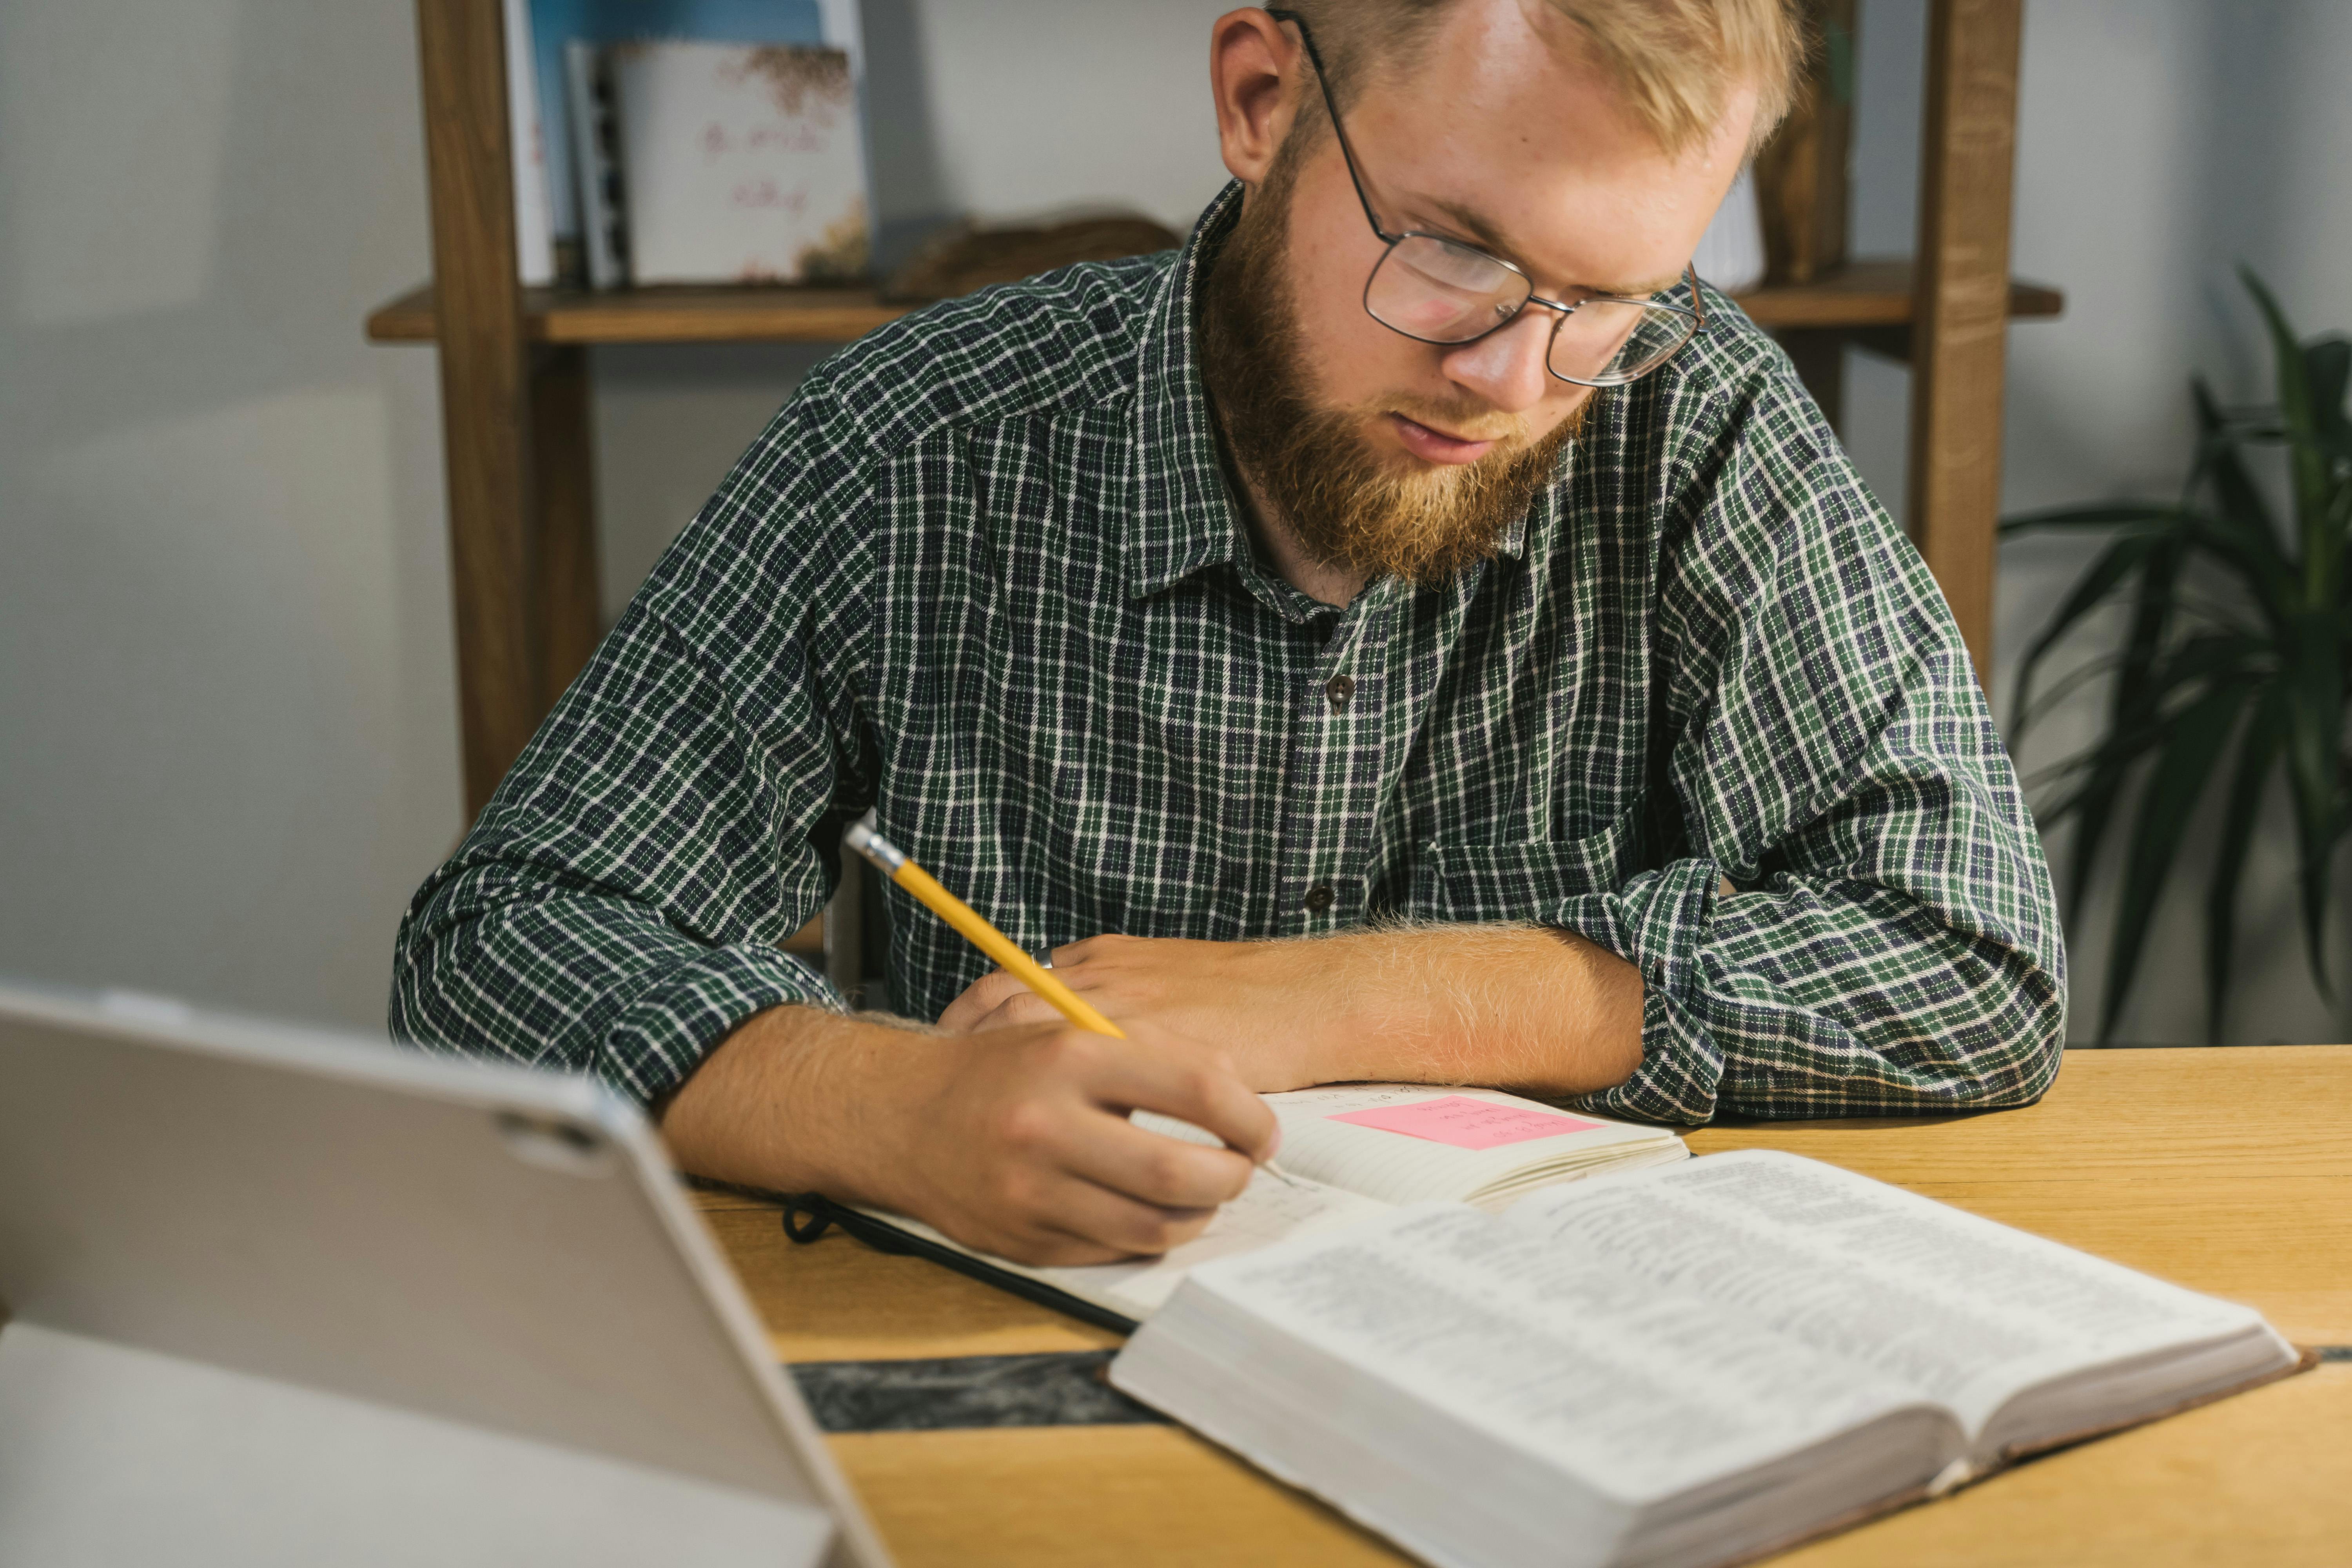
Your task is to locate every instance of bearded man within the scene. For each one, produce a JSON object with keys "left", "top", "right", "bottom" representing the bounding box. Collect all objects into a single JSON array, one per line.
[{"left": 392, "top": 1, "right": 2065, "bottom": 1264}]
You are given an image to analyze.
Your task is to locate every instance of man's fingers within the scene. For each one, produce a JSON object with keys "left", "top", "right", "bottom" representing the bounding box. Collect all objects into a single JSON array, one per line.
[
  {"left": 942, "top": 957, "right": 1116, "bottom": 1033},
  {"left": 973, "top": 990, "right": 1065, "bottom": 1033},
  {"left": 933, "top": 1170, "right": 1214, "bottom": 1267},
  {"left": 1014, "top": 1174, "right": 1218, "bottom": 1261},
  {"left": 938, "top": 967, "right": 1027, "bottom": 1031},
  {"left": 1047, "top": 933, "right": 1136, "bottom": 972},
  {"left": 1073, "top": 1034, "right": 1279, "bottom": 1167},
  {"left": 1055, "top": 1111, "right": 1258, "bottom": 1211}
]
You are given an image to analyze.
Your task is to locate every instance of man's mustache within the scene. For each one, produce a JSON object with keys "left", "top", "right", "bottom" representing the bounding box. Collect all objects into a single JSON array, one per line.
[{"left": 1370, "top": 396, "right": 1532, "bottom": 448}]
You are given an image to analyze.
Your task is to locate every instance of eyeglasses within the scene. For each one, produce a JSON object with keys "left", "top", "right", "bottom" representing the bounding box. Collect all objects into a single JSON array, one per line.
[{"left": 1262, "top": 9, "right": 1705, "bottom": 388}]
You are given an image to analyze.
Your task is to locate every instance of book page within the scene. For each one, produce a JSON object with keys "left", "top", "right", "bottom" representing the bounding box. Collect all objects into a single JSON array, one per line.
[
  {"left": 1262, "top": 1084, "right": 1681, "bottom": 1208},
  {"left": 866, "top": 1165, "right": 1390, "bottom": 1320},
  {"left": 1174, "top": 1203, "right": 1950, "bottom": 1504},
  {"left": 1032, "top": 1167, "right": 1392, "bottom": 1317},
  {"left": 1500, "top": 1150, "right": 2270, "bottom": 1437}
]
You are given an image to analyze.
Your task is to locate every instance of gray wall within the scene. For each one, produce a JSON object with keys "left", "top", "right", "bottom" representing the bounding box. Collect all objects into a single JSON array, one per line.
[
  {"left": 4, "top": 0, "right": 2349, "bottom": 1044},
  {"left": 0, "top": 0, "right": 454, "bottom": 1025}
]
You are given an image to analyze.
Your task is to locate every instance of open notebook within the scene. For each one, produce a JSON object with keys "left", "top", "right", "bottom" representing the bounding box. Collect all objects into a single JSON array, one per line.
[
  {"left": 1109, "top": 1149, "right": 2308, "bottom": 1568},
  {"left": 822, "top": 1083, "right": 1685, "bottom": 1326}
]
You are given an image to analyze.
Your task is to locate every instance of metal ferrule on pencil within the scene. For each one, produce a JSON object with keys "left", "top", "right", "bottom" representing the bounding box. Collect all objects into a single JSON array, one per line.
[{"left": 843, "top": 812, "right": 906, "bottom": 874}]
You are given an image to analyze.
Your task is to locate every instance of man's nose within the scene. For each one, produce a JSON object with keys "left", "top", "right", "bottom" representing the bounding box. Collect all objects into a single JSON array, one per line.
[{"left": 1436, "top": 309, "right": 1555, "bottom": 414}]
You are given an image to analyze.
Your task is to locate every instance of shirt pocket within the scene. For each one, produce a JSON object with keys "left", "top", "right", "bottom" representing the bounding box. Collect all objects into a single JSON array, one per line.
[{"left": 1408, "top": 804, "right": 1643, "bottom": 923}]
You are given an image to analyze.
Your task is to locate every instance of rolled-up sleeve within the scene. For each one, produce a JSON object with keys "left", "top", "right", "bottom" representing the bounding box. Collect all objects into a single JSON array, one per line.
[
  {"left": 390, "top": 388, "right": 877, "bottom": 1104},
  {"left": 1566, "top": 363, "right": 2066, "bottom": 1124}
]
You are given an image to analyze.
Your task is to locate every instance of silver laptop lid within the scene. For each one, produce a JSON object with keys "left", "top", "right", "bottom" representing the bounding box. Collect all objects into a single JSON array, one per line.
[{"left": 0, "top": 981, "right": 888, "bottom": 1567}]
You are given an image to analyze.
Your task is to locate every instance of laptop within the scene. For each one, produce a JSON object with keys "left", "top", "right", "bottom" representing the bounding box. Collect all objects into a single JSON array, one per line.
[{"left": 0, "top": 980, "right": 891, "bottom": 1568}]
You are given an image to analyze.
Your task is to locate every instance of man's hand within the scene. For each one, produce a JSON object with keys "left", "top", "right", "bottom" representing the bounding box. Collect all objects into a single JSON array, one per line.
[
  {"left": 658, "top": 1006, "right": 1276, "bottom": 1266},
  {"left": 939, "top": 936, "right": 1332, "bottom": 1087},
  {"left": 937, "top": 925, "right": 1646, "bottom": 1099}
]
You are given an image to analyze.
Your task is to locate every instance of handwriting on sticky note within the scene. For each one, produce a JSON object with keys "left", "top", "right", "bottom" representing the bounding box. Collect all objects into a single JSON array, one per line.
[{"left": 1327, "top": 1095, "right": 1602, "bottom": 1151}]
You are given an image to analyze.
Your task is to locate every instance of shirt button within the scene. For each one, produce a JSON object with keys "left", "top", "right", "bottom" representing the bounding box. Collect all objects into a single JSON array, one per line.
[
  {"left": 1325, "top": 674, "right": 1354, "bottom": 711},
  {"left": 1304, "top": 883, "right": 1336, "bottom": 913}
]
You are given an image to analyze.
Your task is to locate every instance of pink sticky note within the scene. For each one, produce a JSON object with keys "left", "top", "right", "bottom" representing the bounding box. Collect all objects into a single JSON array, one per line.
[{"left": 1327, "top": 1095, "right": 1603, "bottom": 1151}]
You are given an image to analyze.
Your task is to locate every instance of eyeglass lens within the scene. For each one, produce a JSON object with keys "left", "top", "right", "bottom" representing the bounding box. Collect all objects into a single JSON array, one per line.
[{"left": 1365, "top": 234, "right": 1696, "bottom": 387}]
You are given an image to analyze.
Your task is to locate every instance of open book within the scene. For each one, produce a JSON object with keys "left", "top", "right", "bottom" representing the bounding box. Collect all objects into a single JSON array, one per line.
[
  {"left": 831, "top": 1083, "right": 1686, "bottom": 1325},
  {"left": 1109, "top": 1149, "right": 2306, "bottom": 1568}
]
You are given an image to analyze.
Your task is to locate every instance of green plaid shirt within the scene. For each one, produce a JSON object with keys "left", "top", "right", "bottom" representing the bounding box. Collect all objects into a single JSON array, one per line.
[{"left": 391, "top": 183, "right": 2065, "bottom": 1125}]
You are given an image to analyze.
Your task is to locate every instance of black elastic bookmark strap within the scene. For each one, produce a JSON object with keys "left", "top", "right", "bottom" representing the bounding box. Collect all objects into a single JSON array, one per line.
[
  {"left": 779, "top": 1195, "right": 1141, "bottom": 1336},
  {"left": 780, "top": 1194, "right": 833, "bottom": 1244}
]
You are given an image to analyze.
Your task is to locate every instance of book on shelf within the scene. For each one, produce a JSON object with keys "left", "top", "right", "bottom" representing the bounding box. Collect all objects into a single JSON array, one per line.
[
  {"left": 564, "top": 40, "right": 627, "bottom": 289},
  {"left": 814, "top": 1083, "right": 1688, "bottom": 1327},
  {"left": 1107, "top": 1147, "right": 2306, "bottom": 1568},
  {"left": 609, "top": 39, "right": 871, "bottom": 286},
  {"left": 503, "top": 0, "right": 557, "bottom": 285},
  {"left": 509, "top": 0, "right": 867, "bottom": 287}
]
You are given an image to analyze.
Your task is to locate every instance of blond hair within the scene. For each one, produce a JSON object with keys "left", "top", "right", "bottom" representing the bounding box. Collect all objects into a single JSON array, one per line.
[{"left": 1282, "top": 0, "right": 1809, "bottom": 158}]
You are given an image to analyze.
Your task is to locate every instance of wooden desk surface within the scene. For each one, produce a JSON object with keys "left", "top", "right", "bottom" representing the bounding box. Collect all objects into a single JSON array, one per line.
[{"left": 708, "top": 1047, "right": 2352, "bottom": 1566}]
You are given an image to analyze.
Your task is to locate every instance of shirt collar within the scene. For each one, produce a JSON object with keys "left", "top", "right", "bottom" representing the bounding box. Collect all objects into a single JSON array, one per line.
[{"left": 1126, "top": 181, "right": 1252, "bottom": 600}]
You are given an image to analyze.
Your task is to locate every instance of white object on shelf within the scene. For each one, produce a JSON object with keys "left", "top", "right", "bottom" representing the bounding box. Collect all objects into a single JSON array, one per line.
[
  {"left": 502, "top": 0, "right": 555, "bottom": 285},
  {"left": 613, "top": 41, "right": 871, "bottom": 287}
]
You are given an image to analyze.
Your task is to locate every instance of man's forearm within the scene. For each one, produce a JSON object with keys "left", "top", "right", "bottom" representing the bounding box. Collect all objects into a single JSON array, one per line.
[
  {"left": 946, "top": 922, "right": 1646, "bottom": 1098},
  {"left": 1292, "top": 922, "right": 1645, "bottom": 1096},
  {"left": 657, "top": 1005, "right": 927, "bottom": 1200}
]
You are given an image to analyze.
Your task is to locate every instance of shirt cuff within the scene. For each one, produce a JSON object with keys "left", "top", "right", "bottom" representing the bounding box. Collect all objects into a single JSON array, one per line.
[
  {"left": 1550, "top": 857, "right": 1727, "bottom": 1125},
  {"left": 595, "top": 942, "right": 842, "bottom": 1105}
]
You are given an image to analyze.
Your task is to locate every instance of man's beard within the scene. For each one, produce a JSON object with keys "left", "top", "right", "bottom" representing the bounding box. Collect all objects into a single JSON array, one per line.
[{"left": 1197, "top": 157, "right": 1581, "bottom": 589}]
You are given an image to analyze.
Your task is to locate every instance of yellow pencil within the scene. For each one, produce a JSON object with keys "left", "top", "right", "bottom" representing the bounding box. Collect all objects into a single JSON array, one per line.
[
  {"left": 844, "top": 815, "right": 1123, "bottom": 1036},
  {"left": 842, "top": 813, "right": 1301, "bottom": 1187}
]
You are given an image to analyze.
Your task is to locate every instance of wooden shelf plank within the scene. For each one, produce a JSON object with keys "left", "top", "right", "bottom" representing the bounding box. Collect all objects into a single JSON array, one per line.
[
  {"left": 1743, "top": 258, "right": 2061, "bottom": 328},
  {"left": 366, "top": 282, "right": 912, "bottom": 344},
  {"left": 364, "top": 258, "right": 2064, "bottom": 348}
]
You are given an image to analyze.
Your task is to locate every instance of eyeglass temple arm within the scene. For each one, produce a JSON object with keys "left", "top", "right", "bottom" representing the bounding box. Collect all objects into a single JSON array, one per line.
[
  {"left": 1264, "top": 9, "right": 1704, "bottom": 341},
  {"left": 1261, "top": 9, "right": 1398, "bottom": 244}
]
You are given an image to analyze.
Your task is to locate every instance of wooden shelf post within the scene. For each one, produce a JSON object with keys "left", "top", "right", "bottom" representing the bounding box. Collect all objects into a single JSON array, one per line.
[
  {"left": 1907, "top": 0, "right": 2024, "bottom": 681},
  {"left": 529, "top": 344, "right": 606, "bottom": 718},
  {"left": 417, "top": 0, "right": 538, "bottom": 817},
  {"left": 415, "top": 0, "right": 604, "bottom": 820}
]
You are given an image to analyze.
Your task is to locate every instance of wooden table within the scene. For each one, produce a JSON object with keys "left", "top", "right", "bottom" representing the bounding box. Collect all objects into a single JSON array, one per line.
[{"left": 701, "top": 1048, "right": 2352, "bottom": 1566}]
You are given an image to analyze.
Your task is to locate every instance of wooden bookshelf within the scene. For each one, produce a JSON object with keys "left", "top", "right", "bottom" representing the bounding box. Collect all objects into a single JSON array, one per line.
[
  {"left": 379, "top": 0, "right": 2051, "bottom": 822},
  {"left": 364, "top": 261, "right": 2062, "bottom": 347}
]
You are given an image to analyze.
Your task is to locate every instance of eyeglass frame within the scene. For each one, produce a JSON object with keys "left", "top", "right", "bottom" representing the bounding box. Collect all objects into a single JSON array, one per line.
[{"left": 1259, "top": 7, "right": 1706, "bottom": 388}]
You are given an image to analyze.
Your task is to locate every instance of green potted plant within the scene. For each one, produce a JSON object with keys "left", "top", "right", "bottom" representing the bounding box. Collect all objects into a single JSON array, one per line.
[{"left": 2005, "top": 269, "right": 2352, "bottom": 1042}]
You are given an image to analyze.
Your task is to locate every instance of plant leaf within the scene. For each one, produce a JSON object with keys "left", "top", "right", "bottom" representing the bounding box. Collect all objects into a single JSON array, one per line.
[
  {"left": 2307, "top": 335, "right": 2351, "bottom": 467},
  {"left": 2017, "top": 651, "right": 2129, "bottom": 736},
  {"left": 2000, "top": 502, "right": 2179, "bottom": 537},
  {"left": 2061, "top": 531, "right": 2187, "bottom": 916},
  {"left": 2239, "top": 267, "right": 2334, "bottom": 597},
  {"left": 2009, "top": 525, "right": 2170, "bottom": 739},
  {"left": 2101, "top": 677, "right": 2252, "bottom": 1040},
  {"left": 2204, "top": 681, "right": 2288, "bottom": 1041},
  {"left": 2183, "top": 515, "right": 2292, "bottom": 620},
  {"left": 2241, "top": 266, "right": 2316, "bottom": 450},
  {"left": 2278, "top": 608, "right": 2345, "bottom": 998},
  {"left": 2188, "top": 379, "right": 2292, "bottom": 604}
]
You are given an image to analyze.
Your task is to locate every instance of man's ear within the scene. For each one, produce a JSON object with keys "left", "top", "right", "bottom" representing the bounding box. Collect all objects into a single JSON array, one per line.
[{"left": 1210, "top": 7, "right": 1302, "bottom": 185}]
